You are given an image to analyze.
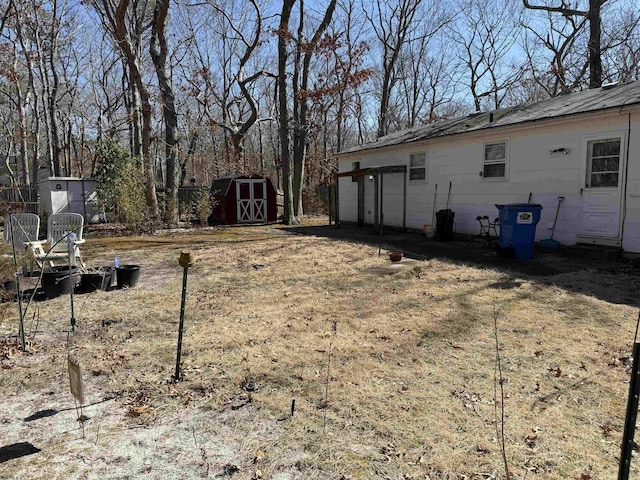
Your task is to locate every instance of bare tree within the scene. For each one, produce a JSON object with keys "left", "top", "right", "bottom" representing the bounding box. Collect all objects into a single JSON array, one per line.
[
  {"left": 523, "top": 0, "right": 608, "bottom": 89},
  {"left": 209, "top": 0, "right": 274, "bottom": 168},
  {"left": 278, "top": 0, "right": 296, "bottom": 224},
  {"left": 601, "top": 4, "right": 640, "bottom": 83},
  {"left": 521, "top": 9, "right": 589, "bottom": 96},
  {"left": 448, "top": 0, "right": 523, "bottom": 112},
  {"left": 289, "top": 0, "right": 337, "bottom": 220},
  {"left": 93, "top": 0, "right": 160, "bottom": 222},
  {"left": 150, "top": 0, "right": 178, "bottom": 226},
  {"left": 364, "top": 0, "right": 423, "bottom": 138}
]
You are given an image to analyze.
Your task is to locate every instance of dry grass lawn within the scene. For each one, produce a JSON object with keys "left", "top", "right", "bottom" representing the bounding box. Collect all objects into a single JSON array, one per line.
[{"left": 1, "top": 219, "right": 639, "bottom": 479}]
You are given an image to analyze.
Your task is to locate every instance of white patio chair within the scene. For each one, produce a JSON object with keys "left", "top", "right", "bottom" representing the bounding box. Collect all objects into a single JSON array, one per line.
[
  {"left": 27, "top": 213, "right": 85, "bottom": 269},
  {"left": 3, "top": 213, "right": 41, "bottom": 274}
]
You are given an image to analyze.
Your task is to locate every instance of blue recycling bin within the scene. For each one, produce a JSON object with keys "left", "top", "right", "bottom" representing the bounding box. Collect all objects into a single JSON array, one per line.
[{"left": 495, "top": 204, "right": 543, "bottom": 259}]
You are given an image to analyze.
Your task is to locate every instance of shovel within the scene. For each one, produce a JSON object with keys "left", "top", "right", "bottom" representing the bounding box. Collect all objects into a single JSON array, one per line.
[{"left": 539, "top": 196, "right": 564, "bottom": 251}]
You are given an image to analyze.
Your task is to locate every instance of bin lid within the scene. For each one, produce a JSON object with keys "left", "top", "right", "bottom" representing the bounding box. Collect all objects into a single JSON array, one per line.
[{"left": 495, "top": 203, "right": 542, "bottom": 208}]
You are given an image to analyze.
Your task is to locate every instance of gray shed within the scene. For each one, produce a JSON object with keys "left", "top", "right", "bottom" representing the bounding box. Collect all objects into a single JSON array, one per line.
[{"left": 39, "top": 177, "right": 100, "bottom": 223}]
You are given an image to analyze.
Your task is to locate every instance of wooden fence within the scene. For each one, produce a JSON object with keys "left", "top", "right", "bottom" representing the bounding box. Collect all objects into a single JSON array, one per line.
[{"left": 0, "top": 186, "right": 39, "bottom": 215}]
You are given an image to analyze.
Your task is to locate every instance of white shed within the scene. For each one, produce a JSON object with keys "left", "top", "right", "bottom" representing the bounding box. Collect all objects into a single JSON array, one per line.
[
  {"left": 336, "top": 80, "right": 640, "bottom": 253},
  {"left": 39, "top": 177, "right": 100, "bottom": 223}
]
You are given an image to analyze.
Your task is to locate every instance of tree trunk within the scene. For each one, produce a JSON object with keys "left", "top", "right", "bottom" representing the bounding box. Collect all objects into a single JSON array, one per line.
[
  {"left": 151, "top": 0, "right": 179, "bottom": 226},
  {"left": 278, "top": 0, "right": 296, "bottom": 225},
  {"left": 113, "top": 0, "right": 160, "bottom": 223},
  {"left": 291, "top": 0, "right": 337, "bottom": 219},
  {"left": 588, "top": 0, "right": 602, "bottom": 88}
]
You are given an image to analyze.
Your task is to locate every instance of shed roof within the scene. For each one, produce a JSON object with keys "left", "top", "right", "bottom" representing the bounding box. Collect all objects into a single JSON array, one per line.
[
  {"left": 210, "top": 175, "right": 238, "bottom": 196},
  {"left": 339, "top": 80, "right": 640, "bottom": 156},
  {"left": 210, "top": 174, "right": 272, "bottom": 196}
]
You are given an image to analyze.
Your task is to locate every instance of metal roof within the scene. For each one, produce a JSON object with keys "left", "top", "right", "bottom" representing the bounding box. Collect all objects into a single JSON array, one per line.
[{"left": 339, "top": 80, "right": 640, "bottom": 156}]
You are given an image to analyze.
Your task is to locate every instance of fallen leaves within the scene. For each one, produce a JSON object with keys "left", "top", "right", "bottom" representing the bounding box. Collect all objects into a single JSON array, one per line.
[
  {"left": 547, "top": 366, "right": 562, "bottom": 377},
  {"left": 125, "top": 405, "right": 152, "bottom": 417}
]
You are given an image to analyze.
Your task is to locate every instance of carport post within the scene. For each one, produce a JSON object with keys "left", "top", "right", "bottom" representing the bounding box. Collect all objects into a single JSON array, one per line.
[
  {"left": 328, "top": 186, "right": 332, "bottom": 225},
  {"left": 379, "top": 173, "right": 384, "bottom": 233},
  {"left": 402, "top": 169, "right": 407, "bottom": 231},
  {"left": 335, "top": 179, "right": 340, "bottom": 227},
  {"left": 374, "top": 174, "right": 379, "bottom": 232}
]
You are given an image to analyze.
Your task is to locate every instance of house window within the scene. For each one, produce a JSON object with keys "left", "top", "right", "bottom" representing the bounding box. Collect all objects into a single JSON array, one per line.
[
  {"left": 409, "top": 152, "right": 426, "bottom": 181},
  {"left": 587, "top": 138, "right": 621, "bottom": 187},
  {"left": 351, "top": 161, "right": 360, "bottom": 182},
  {"left": 483, "top": 141, "right": 508, "bottom": 179}
]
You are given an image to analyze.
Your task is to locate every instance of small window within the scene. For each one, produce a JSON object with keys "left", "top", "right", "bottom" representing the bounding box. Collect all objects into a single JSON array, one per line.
[
  {"left": 587, "top": 138, "right": 620, "bottom": 187},
  {"left": 483, "top": 141, "right": 507, "bottom": 179},
  {"left": 351, "top": 161, "right": 360, "bottom": 182},
  {"left": 409, "top": 152, "right": 426, "bottom": 181}
]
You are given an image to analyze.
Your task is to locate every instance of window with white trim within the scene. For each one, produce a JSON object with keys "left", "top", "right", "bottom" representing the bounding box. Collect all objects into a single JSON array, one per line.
[
  {"left": 586, "top": 138, "right": 621, "bottom": 187},
  {"left": 483, "top": 141, "right": 508, "bottom": 179},
  {"left": 409, "top": 152, "right": 427, "bottom": 182}
]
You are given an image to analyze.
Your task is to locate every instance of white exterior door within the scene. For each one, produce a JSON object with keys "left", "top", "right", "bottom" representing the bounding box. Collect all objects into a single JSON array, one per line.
[
  {"left": 579, "top": 137, "right": 624, "bottom": 239},
  {"left": 236, "top": 179, "right": 267, "bottom": 223}
]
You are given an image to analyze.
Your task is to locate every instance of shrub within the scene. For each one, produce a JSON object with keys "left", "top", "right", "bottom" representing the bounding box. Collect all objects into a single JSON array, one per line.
[
  {"left": 95, "top": 142, "right": 149, "bottom": 233},
  {"left": 95, "top": 142, "right": 129, "bottom": 218},
  {"left": 188, "top": 188, "right": 214, "bottom": 226},
  {"left": 115, "top": 162, "right": 147, "bottom": 233}
]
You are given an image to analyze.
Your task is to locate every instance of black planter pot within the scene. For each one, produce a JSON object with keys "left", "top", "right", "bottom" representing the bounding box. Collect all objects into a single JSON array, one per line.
[
  {"left": 42, "top": 266, "right": 79, "bottom": 299},
  {"left": 116, "top": 265, "right": 141, "bottom": 288},
  {"left": 79, "top": 266, "right": 115, "bottom": 292}
]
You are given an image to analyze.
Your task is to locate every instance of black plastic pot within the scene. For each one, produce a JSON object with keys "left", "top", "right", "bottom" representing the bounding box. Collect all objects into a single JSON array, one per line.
[
  {"left": 116, "top": 265, "right": 141, "bottom": 288},
  {"left": 79, "top": 267, "right": 115, "bottom": 292},
  {"left": 41, "top": 266, "right": 79, "bottom": 298}
]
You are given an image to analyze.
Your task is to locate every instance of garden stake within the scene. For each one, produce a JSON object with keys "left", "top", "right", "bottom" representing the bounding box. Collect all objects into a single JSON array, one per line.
[
  {"left": 618, "top": 311, "right": 640, "bottom": 480},
  {"left": 68, "top": 232, "right": 77, "bottom": 331},
  {"left": 8, "top": 217, "right": 26, "bottom": 350},
  {"left": 174, "top": 249, "right": 195, "bottom": 381}
]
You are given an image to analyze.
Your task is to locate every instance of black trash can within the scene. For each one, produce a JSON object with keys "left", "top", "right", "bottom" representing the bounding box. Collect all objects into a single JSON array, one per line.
[{"left": 435, "top": 209, "right": 455, "bottom": 241}]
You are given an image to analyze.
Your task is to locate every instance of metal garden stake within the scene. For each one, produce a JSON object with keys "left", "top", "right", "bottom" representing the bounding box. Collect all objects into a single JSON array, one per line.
[
  {"left": 67, "top": 232, "right": 77, "bottom": 331},
  {"left": 174, "top": 249, "right": 194, "bottom": 381}
]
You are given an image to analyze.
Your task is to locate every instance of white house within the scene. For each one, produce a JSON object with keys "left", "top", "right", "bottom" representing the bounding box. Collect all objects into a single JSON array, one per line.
[{"left": 336, "top": 80, "right": 640, "bottom": 253}]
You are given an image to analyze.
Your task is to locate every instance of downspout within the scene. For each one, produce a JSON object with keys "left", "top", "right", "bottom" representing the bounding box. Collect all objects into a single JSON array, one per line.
[{"left": 620, "top": 112, "right": 631, "bottom": 249}]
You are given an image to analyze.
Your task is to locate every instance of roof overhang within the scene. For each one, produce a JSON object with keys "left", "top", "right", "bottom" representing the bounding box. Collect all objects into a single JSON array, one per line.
[{"left": 336, "top": 165, "right": 407, "bottom": 178}]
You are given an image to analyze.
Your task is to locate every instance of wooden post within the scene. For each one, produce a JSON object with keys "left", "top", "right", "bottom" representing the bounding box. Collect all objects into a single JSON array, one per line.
[
  {"left": 374, "top": 174, "right": 379, "bottom": 232},
  {"left": 335, "top": 180, "right": 340, "bottom": 227},
  {"left": 380, "top": 173, "right": 384, "bottom": 232},
  {"left": 328, "top": 185, "right": 332, "bottom": 226},
  {"left": 402, "top": 169, "right": 407, "bottom": 231}
]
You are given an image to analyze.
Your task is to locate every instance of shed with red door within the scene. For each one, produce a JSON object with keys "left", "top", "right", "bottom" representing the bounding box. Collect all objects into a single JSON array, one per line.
[{"left": 209, "top": 175, "right": 278, "bottom": 224}]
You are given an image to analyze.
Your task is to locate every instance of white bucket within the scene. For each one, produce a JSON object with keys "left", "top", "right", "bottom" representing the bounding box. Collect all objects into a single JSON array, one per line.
[{"left": 423, "top": 224, "right": 436, "bottom": 239}]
